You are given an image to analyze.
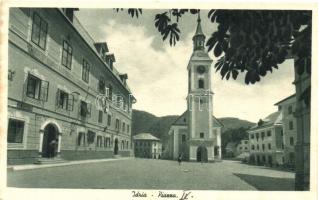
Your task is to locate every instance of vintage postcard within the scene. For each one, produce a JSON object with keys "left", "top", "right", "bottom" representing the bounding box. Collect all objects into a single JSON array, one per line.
[{"left": 0, "top": 0, "right": 317, "bottom": 200}]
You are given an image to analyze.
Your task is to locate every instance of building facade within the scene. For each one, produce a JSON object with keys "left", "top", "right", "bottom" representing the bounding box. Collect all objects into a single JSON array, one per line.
[
  {"left": 7, "top": 8, "right": 135, "bottom": 165},
  {"left": 166, "top": 15, "right": 222, "bottom": 162},
  {"left": 236, "top": 139, "right": 250, "bottom": 156},
  {"left": 275, "top": 94, "right": 297, "bottom": 168},
  {"left": 248, "top": 112, "right": 284, "bottom": 166},
  {"left": 133, "top": 133, "right": 162, "bottom": 159}
]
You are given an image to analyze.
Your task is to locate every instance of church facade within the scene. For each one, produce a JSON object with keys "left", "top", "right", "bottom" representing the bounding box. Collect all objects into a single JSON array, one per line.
[{"left": 166, "top": 16, "right": 222, "bottom": 162}]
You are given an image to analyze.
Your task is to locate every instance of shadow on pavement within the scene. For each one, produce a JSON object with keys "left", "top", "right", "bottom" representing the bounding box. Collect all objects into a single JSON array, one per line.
[{"left": 233, "top": 173, "right": 295, "bottom": 191}]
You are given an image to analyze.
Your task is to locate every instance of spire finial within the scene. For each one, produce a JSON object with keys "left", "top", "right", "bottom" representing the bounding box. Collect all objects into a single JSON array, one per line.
[{"left": 197, "top": 11, "right": 201, "bottom": 23}]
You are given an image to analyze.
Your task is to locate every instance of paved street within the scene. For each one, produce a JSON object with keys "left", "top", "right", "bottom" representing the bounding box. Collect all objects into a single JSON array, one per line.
[{"left": 7, "top": 159, "right": 295, "bottom": 190}]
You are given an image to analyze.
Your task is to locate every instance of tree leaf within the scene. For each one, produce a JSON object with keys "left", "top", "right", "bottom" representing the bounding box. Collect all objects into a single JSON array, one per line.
[{"left": 214, "top": 42, "right": 223, "bottom": 57}]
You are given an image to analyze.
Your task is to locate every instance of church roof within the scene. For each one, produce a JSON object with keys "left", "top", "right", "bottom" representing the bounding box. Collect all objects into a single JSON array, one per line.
[
  {"left": 194, "top": 13, "right": 204, "bottom": 37},
  {"left": 171, "top": 110, "right": 223, "bottom": 128},
  {"left": 133, "top": 133, "right": 160, "bottom": 141}
]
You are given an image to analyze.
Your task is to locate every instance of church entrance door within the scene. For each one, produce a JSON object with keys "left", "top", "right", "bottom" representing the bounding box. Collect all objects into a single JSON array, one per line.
[{"left": 196, "top": 146, "right": 208, "bottom": 162}]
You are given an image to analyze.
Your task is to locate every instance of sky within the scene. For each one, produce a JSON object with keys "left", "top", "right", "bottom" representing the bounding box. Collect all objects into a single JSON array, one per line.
[{"left": 75, "top": 9, "right": 295, "bottom": 123}]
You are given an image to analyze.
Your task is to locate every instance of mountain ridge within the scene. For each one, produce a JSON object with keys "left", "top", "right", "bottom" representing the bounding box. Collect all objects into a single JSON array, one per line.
[{"left": 132, "top": 109, "right": 255, "bottom": 143}]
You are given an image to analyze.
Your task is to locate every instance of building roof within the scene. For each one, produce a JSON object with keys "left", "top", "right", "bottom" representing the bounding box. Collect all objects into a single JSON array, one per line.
[
  {"left": 133, "top": 133, "right": 160, "bottom": 141},
  {"left": 171, "top": 110, "right": 223, "bottom": 127},
  {"left": 249, "top": 111, "right": 282, "bottom": 131},
  {"left": 193, "top": 13, "right": 204, "bottom": 37},
  {"left": 274, "top": 94, "right": 296, "bottom": 106}
]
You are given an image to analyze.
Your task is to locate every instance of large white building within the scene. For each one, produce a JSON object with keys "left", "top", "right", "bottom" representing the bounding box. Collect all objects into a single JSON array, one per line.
[{"left": 166, "top": 15, "right": 222, "bottom": 162}]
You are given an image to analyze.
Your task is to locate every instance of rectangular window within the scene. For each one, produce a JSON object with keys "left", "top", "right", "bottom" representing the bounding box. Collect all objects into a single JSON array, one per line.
[
  {"left": 122, "top": 122, "right": 125, "bottom": 132},
  {"left": 289, "top": 121, "right": 294, "bottom": 130},
  {"left": 56, "top": 89, "right": 74, "bottom": 111},
  {"left": 80, "top": 101, "right": 91, "bottom": 118},
  {"left": 98, "top": 110, "right": 103, "bottom": 123},
  {"left": 200, "top": 132, "right": 204, "bottom": 138},
  {"left": 115, "top": 119, "right": 120, "bottom": 130},
  {"left": 261, "top": 132, "right": 265, "bottom": 140},
  {"left": 77, "top": 132, "right": 85, "bottom": 146},
  {"left": 267, "top": 131, "right": 271, "bottom": 137},
  {"left": 127, "top": 124, "right": 129, "bottom": 133},
  {"left": 107, "top": 114, "right": 111, "bottom": 126},
  {"left": 256, "top": 133, "right": 259, "bottom": 141},
  {"left": 7, "top": 119, "right": 25, "bottom": 143},
  {"left": 87, "top": 131, "right": 95, "bottom": 144},
  {"left": 290, "top": 137, "right": 294, "bottom": 145},
  {"left": 82, "top": 59, "right": 90, "bottom": 83},
  {"left": 26, "top": 74, "right": 49, "bottom": 101},
  {"left": 108, "top": 85, "right": 113, "bottom": 100},
  {"left": 250, "top": 134, "right": 254, "bottom": 139},
  {"left": 288, "top": 105, "right": 293, "bottom": 115},
  {"left": 116, "top": 95, "right": 123, "bottom": 108},
  {"left": 61, "top": 40, "right": 73, "bottom": 69},
  {"left": 96, "top": 136, "right": 103, "bottom": 147},
  {"left": 268, "top": 143, "right": 271, "bottom": 150},
  {"left": 31, "top": 12, "right": 48, "bottom": 50},
  {"left": 98, "top": 79, "right": 106, "bottom": 94},
  {"left": 262, "top": 144, "right": 265, "bottom": 151},
  {"left": 251, "top": 145, "right": 255, "bottom": 150}
]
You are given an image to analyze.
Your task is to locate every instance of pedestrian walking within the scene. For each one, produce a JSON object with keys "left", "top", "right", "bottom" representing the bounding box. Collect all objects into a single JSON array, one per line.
[{"left": 178, "top": 153, "right": 182, "bottom": 165}]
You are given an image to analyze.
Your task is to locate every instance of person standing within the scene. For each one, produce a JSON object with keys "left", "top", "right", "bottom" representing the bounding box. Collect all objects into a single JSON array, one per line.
[{"left": 49, "top": 139, "right": 57, "bottom": 158}]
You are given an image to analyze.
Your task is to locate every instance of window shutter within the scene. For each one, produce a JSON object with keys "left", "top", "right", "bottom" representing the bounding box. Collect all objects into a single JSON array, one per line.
[
  {"left": 40, "top": 80, "right": 49, "bottom": 101},
  {"left": 87, "top": 103, "right": 92, "bottom": 117},
  {"left": 67, "top": 94, "right": 74, "bottom": 111},
  {"left": 56, "top": 89, "right": 60, "bottom": 107}
]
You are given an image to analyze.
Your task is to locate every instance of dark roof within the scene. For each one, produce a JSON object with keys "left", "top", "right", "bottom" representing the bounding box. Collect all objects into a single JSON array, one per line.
[
  {"left": 249, "top": 111, "right": 282, "bottom": 131},
  {"left": 133, "top": 133, "right": 160, "bottom": 141},
  {"left": 274, "top": 94, "right": 296, "bottom": 106},
  {"left": 194, "top": 13, "right": 204, "bottom": 37},
  {"left": 171, "top": 110, "right": 223, "bottom": 128}
]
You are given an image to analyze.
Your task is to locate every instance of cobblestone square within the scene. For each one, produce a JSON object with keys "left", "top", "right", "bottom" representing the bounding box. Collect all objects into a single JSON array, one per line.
[{"left": 7, "top": 159, "right": 295, "bottom": 190}]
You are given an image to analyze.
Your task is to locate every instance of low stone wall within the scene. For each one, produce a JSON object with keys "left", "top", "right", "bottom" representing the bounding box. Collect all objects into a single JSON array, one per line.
[
  {"left": 7, "top": 150, "right": 38, "bottom": 165},
  {"left": 7, "top": 149, "right": 132, "bottom": 165}
]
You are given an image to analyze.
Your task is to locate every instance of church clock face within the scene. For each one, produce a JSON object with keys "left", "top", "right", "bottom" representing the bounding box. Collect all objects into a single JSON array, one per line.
[{"left": 197, "top": 66, "right": 206, "bottom": 74}]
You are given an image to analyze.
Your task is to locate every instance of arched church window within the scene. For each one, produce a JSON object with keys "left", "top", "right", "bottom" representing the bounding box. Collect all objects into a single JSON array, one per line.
[{"left": 198, "top": 79, "right": 204, "bottom": 89}]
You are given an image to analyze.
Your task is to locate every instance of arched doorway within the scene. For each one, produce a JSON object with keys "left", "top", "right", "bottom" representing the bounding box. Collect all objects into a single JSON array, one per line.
[
  {"left": 196, "top": 146, "right": 208, "bottom": 162},
  {"left": 114, "top": 138, "right": 119, "bottom": 155},
  {"left": 42, "top": 124, "right": 58, "bottom": 158}
]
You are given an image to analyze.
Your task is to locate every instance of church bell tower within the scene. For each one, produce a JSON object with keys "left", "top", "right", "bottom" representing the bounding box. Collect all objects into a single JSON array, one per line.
[{"left": 187, "top": 14, "right": 215, "bottom": 162}]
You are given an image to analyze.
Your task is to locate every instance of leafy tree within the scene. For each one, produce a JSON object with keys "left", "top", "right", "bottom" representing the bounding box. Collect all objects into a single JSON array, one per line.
[{"left": 115, "top": 8, "right": 311, "bottom": 104}]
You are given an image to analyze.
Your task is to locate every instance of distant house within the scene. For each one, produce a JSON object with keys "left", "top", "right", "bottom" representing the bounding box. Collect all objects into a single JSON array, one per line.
[
  {"left": 236, "top": 139, "right": 250, "bottom": 155},
  {"left": 248, "top": 111, "right": 284, "bottom": 166},
  {"left": 133, "top": 133, "right": 162, "bottom": 159}
]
